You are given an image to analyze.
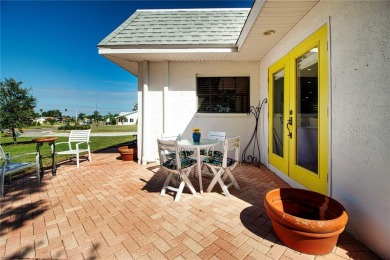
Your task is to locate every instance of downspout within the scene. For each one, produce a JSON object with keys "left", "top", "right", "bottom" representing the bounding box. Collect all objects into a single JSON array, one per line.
[{"left": 141, "top": 61, "right": 149, "bottom": 165}]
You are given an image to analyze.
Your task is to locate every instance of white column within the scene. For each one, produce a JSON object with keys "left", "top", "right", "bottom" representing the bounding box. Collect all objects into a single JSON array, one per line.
[
  {"left": 163, "top": 61, "right": 169, "bottom": 133},
  {"left": 141, "top": 61, "right": 149, "bottom": 165}
]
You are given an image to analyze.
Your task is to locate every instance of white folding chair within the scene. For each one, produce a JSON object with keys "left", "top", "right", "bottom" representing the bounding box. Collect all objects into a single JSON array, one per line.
[
  {"left": 56, "top": 129, "right": 91, "bottom": 168},
  {"left": 161, "top": 132, "right": 193, "bottom": 158},
  {"left": 157, "top": 139, "right": 197, "bottom": 202},
  {"left": 161, "top": 133, "right": 181, "bottom": 141},
  {"left": 1, "top": 145, "right": 40, "bottom": 197},
  {"left": 201, "top": 131, "right": 226, "bottom": 157},
  {"left": 203, "top": 136, "right": 241, "bottom": 197}
]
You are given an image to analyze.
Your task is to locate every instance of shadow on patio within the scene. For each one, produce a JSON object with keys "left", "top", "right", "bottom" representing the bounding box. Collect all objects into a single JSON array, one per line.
[{"left": 0, "top": 149, "right": 380, "bottom": 259}]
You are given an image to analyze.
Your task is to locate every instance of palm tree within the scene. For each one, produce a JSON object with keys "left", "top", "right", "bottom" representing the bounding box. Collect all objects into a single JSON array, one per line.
[{"left": 93, "top": 110, "right": 100, "bottom": 126}]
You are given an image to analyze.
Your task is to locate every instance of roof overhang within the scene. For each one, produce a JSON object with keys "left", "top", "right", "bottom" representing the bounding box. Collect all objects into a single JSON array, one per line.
[
  {"left": 98, "top": 0, "right": 319, "bottom": 76},
  {"left": 99, "top": 45, "right": 240, "bottom": 76},
  {"left": 235, "top": 0, "right": 319, "bottom": 60},
  {"left": 237, "top": 0, "right": 266, "bottom": 49},
  {"left": 99, "top": 47, "right": 237, "bottom": 55}
]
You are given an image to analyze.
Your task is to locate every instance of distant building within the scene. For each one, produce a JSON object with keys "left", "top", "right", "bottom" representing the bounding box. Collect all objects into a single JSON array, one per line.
[
  {"left": 33, "top": 117, "right": 49, "bottom": 124},
  {"left": 116, "top": 111, "right": 138, "bottom": 125},
  {"left": 80, "top": 118, "right": 91, "bottom": 125}
]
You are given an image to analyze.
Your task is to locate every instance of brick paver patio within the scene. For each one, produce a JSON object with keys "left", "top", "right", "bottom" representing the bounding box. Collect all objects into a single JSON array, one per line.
[{"left": 0, "top": 148, "right": 380, "bottom": 259}]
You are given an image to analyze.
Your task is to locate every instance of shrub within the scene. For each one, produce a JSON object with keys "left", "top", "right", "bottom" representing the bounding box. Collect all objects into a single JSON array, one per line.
[
  {"left": 57, "top": 125, "right": 91, "bottom": 130},
  {"left": 2, "top": 129, "right": 22, "bottom": 137}
]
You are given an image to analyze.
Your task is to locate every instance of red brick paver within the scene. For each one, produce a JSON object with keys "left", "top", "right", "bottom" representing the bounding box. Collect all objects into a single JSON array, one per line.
[{"left": 0, "top": 149, "right": 380, "bottom": 259}]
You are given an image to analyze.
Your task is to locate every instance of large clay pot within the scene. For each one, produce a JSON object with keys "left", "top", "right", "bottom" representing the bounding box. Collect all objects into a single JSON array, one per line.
[
  {"left": 264, "top": 188, "right": 348, "bottom": 255},
  {"left": 118, "top": 146, "right": 137, "bottom": 161}
]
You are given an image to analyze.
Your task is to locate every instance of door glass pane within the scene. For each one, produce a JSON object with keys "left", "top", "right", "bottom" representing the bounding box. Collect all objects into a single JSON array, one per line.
[
  {"left": 296, "top": 47, "right": 318, "bottom": 173},
  {"left": 272, "top": 69, "right": 284, "bottom": 157}
]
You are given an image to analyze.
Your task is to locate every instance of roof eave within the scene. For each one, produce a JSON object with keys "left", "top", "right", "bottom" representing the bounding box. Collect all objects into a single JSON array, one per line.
[
  {"left": 98, "top": 45, "right": 238, "bottom": 55},
  {"left": 236, "top": 0, "right": 267, "bottom": 50}
]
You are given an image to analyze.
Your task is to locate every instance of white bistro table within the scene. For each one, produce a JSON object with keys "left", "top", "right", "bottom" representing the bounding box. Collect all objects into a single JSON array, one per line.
[{"left": 178, "top": 139, "right": 220, "bottom": 193}]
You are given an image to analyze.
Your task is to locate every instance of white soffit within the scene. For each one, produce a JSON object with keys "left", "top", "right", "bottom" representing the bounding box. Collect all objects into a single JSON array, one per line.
[
  {"left": 101, "top": 51, "right": 240, "bottom": 63},
  {"left": 101, "top": 55, "right": 139, "bottom": 76},
  {"left": 100, "top": 51, "right": 241, "bottom": 76},
  {"left": 236, "top": 0, "right": 319, "bottom": 61}
]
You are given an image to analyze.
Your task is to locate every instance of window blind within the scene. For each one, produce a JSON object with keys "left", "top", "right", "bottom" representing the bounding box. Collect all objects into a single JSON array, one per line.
[{"left": 197, "top": 77, "right": 250, "bottom": 113}]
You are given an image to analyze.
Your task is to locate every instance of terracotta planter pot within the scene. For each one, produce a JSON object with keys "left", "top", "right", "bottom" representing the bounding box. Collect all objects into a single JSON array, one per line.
[
  {"left": 118, "top": 146, "right": 138, "bottom": 161},
  {"left": 264, "top": 188, "right": 348, "bottom": 255}
]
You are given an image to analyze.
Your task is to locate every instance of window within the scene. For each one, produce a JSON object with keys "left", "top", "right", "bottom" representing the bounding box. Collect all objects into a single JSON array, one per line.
[
  {"left": 130, "top": 118, "right": 134, "bottom": 123},
  {"left": 197, "top": 77, "right": 250, "bottom": 113}
]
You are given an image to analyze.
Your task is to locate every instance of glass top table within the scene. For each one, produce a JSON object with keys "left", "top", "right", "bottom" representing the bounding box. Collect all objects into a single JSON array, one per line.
[{"left": 178, "top": 139, "right": 220, "bottom": 193}]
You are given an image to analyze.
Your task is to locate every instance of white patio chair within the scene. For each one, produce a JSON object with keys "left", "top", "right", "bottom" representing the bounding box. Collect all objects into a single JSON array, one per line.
[
  {"left": 1, "top": 145, "right": 40, "bottom": 197},
  {"left": 161, "top": 133, "right": 181, "bottom": 141},
  {"left": 198, "top": 131, "right": 226, "bottom": 175},
  {"left": 161, "top": 132, "right": 193, "bottom": 158},
  {"left": 56, "top": 129, "right": 91, "bottom": 168},
  {"left": 203, "top": 136, "right": 241, "bottom": 197},
  {"left": 200, "top": 131, "right": 226, "bottom": 157},
  {"left": 157, "top": 139, "right": 197, "bottom": 202}
]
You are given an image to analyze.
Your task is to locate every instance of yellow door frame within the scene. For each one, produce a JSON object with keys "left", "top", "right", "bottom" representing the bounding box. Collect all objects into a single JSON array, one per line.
[
  {"left": 268, "top": 56, "right": 289, "bottom": 174},
  {"left": 268, "top": 24, "right": 329, "bottom": 194}
]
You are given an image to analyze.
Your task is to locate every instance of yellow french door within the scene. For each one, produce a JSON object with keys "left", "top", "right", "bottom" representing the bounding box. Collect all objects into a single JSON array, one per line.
[
  {"left": 269, "top": 55, "right": 290, "bottom": 174},
  {"left": 268, "top": 25, "right": 328, "bottom": 195}
]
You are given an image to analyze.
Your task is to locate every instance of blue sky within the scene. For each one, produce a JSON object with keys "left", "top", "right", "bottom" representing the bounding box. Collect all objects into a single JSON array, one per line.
[{"left": 1, "top": 0, "right": 253, "bottom": 116}]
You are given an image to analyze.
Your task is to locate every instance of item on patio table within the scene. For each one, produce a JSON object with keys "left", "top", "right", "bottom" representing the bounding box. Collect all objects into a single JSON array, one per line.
[{"left": 192, "top": 128, "right": 201, "bottom": 143}]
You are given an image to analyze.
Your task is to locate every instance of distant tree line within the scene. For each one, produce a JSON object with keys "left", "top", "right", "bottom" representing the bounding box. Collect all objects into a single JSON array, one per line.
[
  {"left": 38, "top": 103, "right": 138, "bottom": 126},
  {"left": 37, "top": 110, "right": 119, "bottom": 126}
]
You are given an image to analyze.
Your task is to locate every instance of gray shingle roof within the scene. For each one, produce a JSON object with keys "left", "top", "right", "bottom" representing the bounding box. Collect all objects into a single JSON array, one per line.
[{"left": 98, "top": 9, "right": 250, "bottom": 47}]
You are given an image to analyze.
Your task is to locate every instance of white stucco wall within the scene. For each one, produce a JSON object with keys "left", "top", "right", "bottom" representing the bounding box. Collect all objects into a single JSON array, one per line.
[
  {"left": 259, "top": 1, "right": 390, "bottom": 258},
  {"left": 140, "top": 61, "right": 261, "bottom": 163}
]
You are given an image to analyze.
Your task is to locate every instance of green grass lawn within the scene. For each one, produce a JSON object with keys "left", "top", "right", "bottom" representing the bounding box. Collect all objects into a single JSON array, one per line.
[
  {"left": 0, "top": 135, "right": 136, "bottom": 168},
  {"left": 91, "top": 125, "right": 137, "bottom": 133},
  {"left": 25, "top": 124, "right": 56, "bottom": 129}
]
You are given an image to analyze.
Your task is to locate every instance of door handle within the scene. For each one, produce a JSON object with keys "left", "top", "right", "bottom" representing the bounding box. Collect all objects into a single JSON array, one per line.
[{"left": 286, "top": 116, "right": 293, "bottom": 138}]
